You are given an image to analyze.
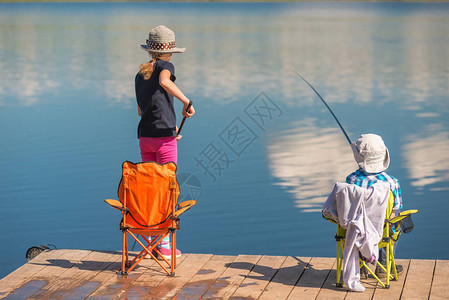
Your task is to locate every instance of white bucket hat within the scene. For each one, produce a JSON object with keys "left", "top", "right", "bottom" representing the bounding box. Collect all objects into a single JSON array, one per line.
[
  {"left": 139, "top": 25, "right": 186, "bottom": 53},
  {"left": 351, "top": 133, "right": 390, "bottom": 173}
]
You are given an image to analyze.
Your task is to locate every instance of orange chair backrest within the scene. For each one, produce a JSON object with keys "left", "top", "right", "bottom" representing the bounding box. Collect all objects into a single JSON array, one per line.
[{"left": 118, "top": 161, "right": 180, "bottom": 229}]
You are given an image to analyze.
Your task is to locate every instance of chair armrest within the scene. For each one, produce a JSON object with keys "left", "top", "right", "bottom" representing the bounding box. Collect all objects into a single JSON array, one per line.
[
  {"left": 388, "top": 209, "right": 419, "bottom": 224},
  {"left": 104, "top": 199, "right": 125, "bottom": 211},
  {"left": 174, "top": 200, "right": 197, "bottom": 217},
  {"left": 399, "top": 209, "right": 419, "bottom": 216}
]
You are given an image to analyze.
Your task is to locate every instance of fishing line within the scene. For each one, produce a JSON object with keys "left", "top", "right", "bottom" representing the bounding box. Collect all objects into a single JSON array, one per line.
[
  {"left": 131, "top": 239, "right": 137, "bottom": 251},
  {"left": 293, "top": 71, "right": 352, "bottom": 145}
]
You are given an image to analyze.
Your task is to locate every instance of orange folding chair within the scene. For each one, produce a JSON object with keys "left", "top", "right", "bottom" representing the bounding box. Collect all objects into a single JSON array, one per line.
[{"left": 105, "top": 161, "right": 197, "bottom": 276}]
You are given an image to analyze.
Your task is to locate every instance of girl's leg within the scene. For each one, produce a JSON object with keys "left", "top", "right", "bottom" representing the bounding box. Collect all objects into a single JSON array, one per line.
[
  {"left": 155, "top": 137, "right": 178, "bottom": 164},
  {"left": 139, "top": 137, "right": 158, "bottom": 252},
  {"left": 154, "top": 137, "right": 179, "bottom": 258},
  {"left": 139, "top": 137, "right": 157, "bottom": 162},
  {"left": 140, "top": 136, "right": 180, "bottom": 259},
  {"left": 157, "top": 237, "right": 181, "bottom": 259}
]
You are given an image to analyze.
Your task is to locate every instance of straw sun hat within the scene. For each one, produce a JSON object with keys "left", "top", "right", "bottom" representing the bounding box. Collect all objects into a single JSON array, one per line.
[
  {"left": 351, "top": 133, "right": 390, "bottom": 173},
  {"left": 139, "top": 25, "right": 186, "bottom": 54}
]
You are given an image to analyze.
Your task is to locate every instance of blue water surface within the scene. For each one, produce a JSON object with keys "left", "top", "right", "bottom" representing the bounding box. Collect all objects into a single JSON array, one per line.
[{"left": 1, "top": 2, "right": 449, "bottom": 279}]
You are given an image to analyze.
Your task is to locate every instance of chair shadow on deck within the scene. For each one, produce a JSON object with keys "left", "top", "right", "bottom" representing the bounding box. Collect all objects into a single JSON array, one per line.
[
  {"left": 27, "top": 250, "right": 160, "bottom": 274},
  {"left": 224, "top": 256, "right": 341, "bottom": 290}
]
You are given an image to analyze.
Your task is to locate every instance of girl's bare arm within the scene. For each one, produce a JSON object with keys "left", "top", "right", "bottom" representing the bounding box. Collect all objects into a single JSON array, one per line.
[{"left": 160, "top": 69, "right": 195, "bottom": 117}]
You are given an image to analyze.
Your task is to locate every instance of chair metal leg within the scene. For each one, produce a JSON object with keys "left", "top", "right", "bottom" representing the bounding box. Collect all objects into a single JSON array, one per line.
[
  {"left": 336, "top": 241, "right": 344, "bottom": 287},
  {"left": 119, "top": 231, "right": 129, "bottom": 275},
  {"left": 386, "top": 244, "right": 391, "bottom": 287},
  {"left": 126, "top": 231, "right": 171, "bottom": 275},
  {"left": 390, "top": 243, "right": 398, "bottom": 281},
  {"left": 170, "top": 231, "right": 176, "bottom": 277}
]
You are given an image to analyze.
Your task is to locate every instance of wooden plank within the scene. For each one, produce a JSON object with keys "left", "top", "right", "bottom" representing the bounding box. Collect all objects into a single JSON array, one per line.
[
  {"left": 228, "top": 255, "right": 286, "bottom": 299},
  {"left": 143, "top": 253, "right": 213, "bottom": 300},
  {"left": 202, "top": 254, "right": 262, "bottom": 299},
  {"left": 86, "top": 252, "right": 168, "bottom": 300},
  {"left": 0, "top": 249, "right": 69, "bottom": 297},
  {"left": 27, "top": 250, "right": 117, "bottom": 299},
  {"left": 85, "top": 270, "right": 145, "bottom": 300},
  {"left": 429, "top": 260, "right": 449, "bottom": 300},
  {"left": 58, "top": 251, "right": 124, "bottom": 300},
  {"left": 315, "top": 259, "right": 347, "bottom": 300},
  {"left": 372, "top": 259, "right": 410, "bottom": 300},
  {"left": 112, "top": 254, "right": 190, "bottom": 300},
  {"left": 287, "top": 257, "right": 335, "bottom": 300},
  {"left": 2, "top": 250, "right": 449, "bottom": 300},
  {"left": 0, "top": 249, "right": 92, "bottom": 299},
  {"left": 401, "top": 259, "right": 435, "bottom": 300},
  {"left": 0, "top": 280, "right": 48, "bottom": 300},
  {"left": 25, "top": 250, "right": 121, "bottom": 299},
  {"left": 175, "top": 255, "right": 237, "bottom": 300},
  {"left": 345, "top": 263, "right": 382, "bottom": 300},
  {"left": 71, "top": 251, "right": 123, "bottom": 299},
  {"left": 258, "top": 256, "right": 311, "bottom": 300}
]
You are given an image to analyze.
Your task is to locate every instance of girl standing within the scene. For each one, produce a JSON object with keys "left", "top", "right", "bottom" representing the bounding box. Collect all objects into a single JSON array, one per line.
[{"left": 136, "top": 25, "right": 195, "bottom": 259}]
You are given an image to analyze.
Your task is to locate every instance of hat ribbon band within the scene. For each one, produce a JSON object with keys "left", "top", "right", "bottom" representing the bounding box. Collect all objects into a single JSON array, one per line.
[{"left": 146, "top": 40, "right": 176, "bottom": 51}]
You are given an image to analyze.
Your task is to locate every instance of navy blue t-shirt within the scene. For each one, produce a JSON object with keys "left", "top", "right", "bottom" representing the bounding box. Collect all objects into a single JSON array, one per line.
[{"left": 135, "top": 59, "right": 177, "bottom": 138}]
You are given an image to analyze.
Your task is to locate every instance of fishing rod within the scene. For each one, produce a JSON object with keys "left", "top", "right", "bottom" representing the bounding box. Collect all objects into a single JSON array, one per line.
[
  {"left": 177, "top": 101, "right": 193, "bottom": 137},
  {"left": 293, "top": 71, "right": 352, "bottom": 145}
]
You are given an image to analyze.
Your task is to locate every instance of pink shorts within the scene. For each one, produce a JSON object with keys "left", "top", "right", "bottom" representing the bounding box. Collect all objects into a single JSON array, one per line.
[{"left": 139, "top": 136, "right": 177, "bottom": 164}]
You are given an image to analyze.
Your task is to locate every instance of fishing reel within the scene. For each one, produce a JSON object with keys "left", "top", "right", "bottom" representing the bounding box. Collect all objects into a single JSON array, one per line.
[{"left": 25, "top": 244, "right": 57, "bottom": 261}]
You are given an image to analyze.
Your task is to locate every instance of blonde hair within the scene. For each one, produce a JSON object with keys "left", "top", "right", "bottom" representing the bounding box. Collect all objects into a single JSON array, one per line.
[{"left": 139, "top": 52, "right": 172, "bottom": 80}]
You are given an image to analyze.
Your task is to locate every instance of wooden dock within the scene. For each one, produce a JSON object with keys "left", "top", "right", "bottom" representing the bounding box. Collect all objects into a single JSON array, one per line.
[{"left": 0, "top": 249, "right": 447, "bottom": 299}]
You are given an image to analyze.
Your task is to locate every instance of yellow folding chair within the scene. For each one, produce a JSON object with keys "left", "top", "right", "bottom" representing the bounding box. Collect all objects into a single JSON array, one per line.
[
  {"left": 327, "top": 191, "right": 418, "bottom": 288},
  {"left": 105, "top": 161, "right": 197, "bottom": 276}
]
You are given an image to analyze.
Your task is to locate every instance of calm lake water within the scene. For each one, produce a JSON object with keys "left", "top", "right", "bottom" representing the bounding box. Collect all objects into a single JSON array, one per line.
[{"left": 1, "top": 2, "right": 449, "bottom": 279}]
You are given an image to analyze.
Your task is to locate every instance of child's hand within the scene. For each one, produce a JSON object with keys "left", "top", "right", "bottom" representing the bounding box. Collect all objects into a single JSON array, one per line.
[
  {"left": 176, "top": 126, "right": 182, "bottom": 140},
  {"left": 183, "top": 103, "right": 195, "bottom": 118}
]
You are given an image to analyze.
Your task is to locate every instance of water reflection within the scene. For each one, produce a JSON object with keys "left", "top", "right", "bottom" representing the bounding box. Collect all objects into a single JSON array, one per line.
[
  {"left": 266, "top": 120, "right": 355, "bottom": 212},
  {"left": 268, "top": 118, "right": 449, "bottom": 211},
  {"left": 404, "top": 129, "right": 449, "bottom": 191},
  {"left": 1, "top": 3, "right": 448, "bottom": 110},
  {"left": 1, "top": 2, "right": 449, "bottom": 280}
]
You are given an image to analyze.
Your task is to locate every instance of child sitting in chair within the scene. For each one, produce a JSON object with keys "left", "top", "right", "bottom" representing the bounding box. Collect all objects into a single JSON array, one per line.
[{"left": 346, "top": 133, "right": 404, "bottom": 277}]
